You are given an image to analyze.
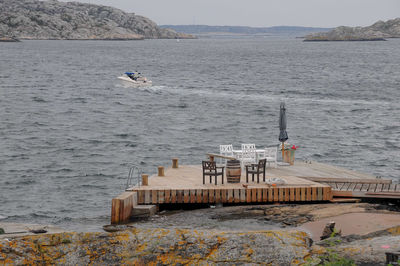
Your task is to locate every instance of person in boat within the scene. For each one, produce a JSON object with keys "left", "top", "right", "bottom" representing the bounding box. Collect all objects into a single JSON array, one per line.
[
  {"left": 132, "top": 72, "right": 141, "bottom": 81},
  {"left": 137, "top": 73, "right": 148, "bottom": 82},
  {"left": 126, "top": 72, "right": 138, "bottom": 81},
  {"left": 125, "top": 72, "right": 148, "bottom": 82}
]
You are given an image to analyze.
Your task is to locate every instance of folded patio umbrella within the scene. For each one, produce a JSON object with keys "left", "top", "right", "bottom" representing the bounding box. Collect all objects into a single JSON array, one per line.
[{"left": 279, "top": 102, "right": 288, "bottom": 159}]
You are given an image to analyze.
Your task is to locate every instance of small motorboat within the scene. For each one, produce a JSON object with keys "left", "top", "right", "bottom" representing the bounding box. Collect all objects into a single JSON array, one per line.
[{"left": 117, "top": 72, "right": 152, "bottom": 86}]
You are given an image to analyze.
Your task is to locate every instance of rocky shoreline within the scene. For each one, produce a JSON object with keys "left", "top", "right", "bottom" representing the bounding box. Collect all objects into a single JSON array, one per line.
[
  {"left": 0, "top": 0, "right": 195, "bottom": 40},
  {"left": 304, "top": 18, "right": 400, "bottom": 41},
  {"left": 304, "top": 37, "right": 386, "bottom": 42},
  {"left": 1, "top": 202, "right": 399, "bottom": 264},
  {"left": 0, "top": 37, "right": 20, "bottom": 42},
  {"left": 1, "top": 228, "right": 314, "bottom": 265}
]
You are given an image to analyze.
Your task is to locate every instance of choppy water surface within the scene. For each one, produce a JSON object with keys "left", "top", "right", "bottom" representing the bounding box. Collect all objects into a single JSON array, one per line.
[{"left": 0, "top": 38, "right": 399, "bottom": 231}]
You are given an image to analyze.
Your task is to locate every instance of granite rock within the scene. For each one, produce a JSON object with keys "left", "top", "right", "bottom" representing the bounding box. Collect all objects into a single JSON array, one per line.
[
  {"left": 0, "top": 228, "right": 313, "bottom": 265},
  {"left": 304, "top": 18, "right": 400, "bottom": 41},
  {"left": 0, "top": 0, "right": 195, "bottom": 40}
]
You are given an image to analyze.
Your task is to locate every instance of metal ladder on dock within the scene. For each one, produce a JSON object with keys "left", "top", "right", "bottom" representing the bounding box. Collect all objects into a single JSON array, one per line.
[{"left": 126, "top": 166, "right": 142, "bottom": 190}]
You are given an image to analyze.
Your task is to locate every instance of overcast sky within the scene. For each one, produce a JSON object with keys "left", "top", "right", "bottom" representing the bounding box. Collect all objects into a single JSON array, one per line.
[{"left": 63, "top": 0, "right": 400, "bottom": 27}]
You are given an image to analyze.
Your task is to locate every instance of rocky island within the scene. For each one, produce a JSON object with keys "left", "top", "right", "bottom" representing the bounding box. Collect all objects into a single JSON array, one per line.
[
  {"left": 304, "top": 18, "right": 400, "bottom": 41},
  {"left": 0, "top": 0, "right": 195, "bottom": 40}
]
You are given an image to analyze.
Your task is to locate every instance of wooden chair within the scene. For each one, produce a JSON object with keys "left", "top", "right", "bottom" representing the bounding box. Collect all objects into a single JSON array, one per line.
[
  {"left": 202, "top": 161, "right": 224, "bottom": 185},
  {"left": 245, "top": 159, "right": 266, "bottom": 183}
]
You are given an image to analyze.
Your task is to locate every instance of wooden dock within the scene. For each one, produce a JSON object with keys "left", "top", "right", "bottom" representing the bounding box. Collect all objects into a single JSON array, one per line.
[
  {"left": 127, "top": 164, "right": 332, "bottom": 205},
  {"left": 303, "top": 176, "right": 400, "bottom": 199},
  {"left": 112, "top": 160, "right": 336, "bottom": 224},
  {"left": 267, "top": 162, "right": 399, "bottom": 199},
  {"left": 111, "top": 160, "right": 396, "bottom": 224}
]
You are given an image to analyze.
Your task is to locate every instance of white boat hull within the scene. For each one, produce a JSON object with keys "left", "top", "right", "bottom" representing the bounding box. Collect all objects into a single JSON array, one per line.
[{"left": 117, "top": 76, "right": 152, "bottom": 87}]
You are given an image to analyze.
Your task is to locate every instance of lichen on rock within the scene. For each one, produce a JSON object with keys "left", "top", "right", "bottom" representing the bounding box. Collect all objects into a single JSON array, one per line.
[{"left": 0, "top": 228, "right": 313, "bottom": 265}]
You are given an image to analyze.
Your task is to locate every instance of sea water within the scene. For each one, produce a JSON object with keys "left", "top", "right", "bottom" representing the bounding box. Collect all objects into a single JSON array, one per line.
[{"left": 0, "top": 38, "right": 399, "bottom": 230}]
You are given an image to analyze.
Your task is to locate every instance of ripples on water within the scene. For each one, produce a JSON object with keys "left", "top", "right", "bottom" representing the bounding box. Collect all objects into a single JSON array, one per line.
[{"left": 0, "top": 38, "right": 399, "bottom": 230}]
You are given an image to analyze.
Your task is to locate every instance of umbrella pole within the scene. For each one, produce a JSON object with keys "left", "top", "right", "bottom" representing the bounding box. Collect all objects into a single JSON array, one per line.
[{"left": 281, "top": 142, "right": 284, "bottom": 161}]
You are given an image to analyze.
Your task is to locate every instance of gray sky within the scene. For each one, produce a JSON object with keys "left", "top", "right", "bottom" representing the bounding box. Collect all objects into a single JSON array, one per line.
[{"left": 63, "top": 0, "right": 400, "bottom": 27}]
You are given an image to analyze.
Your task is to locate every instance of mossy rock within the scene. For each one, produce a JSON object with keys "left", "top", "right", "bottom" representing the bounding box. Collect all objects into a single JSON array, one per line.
[{"left": 0, "top": 228, "right": 5, "bottom": 234}]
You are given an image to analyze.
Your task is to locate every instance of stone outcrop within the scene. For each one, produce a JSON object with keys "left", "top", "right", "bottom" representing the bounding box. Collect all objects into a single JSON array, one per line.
[
  {"left": 0, "top": 0, "right": 195, "bottom": 40},
  {"left": 2, "top": 226, "right": 399, "bottom": 265},
  {"left": 316, "top": 225, "right": 400, "bottom": 265},
  {"left": 1, "top": 202, "right": 400, "bottom": 265},
  {"left": 0, "top": 228, "right": 313, "bottom": 265},
  {"left": 0, "top": 37, "right": 20, "bottom": 42},
  {"left": 304, "top": 18, "right": 400, "bottom": 41}
]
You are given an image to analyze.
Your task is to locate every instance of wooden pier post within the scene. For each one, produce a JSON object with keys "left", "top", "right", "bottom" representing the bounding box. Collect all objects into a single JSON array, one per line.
[
  {"left": 158, "top": 166, "right": 165, "bottom": 176},
  {"left": 111, "top": 191, "right": 137, "bottom": 224},
  {"left": 172, "top": 158, "right": 179, "bottom": 168},
  {"left": 142, "top": 174, "right": 148, "bottom": 186}
]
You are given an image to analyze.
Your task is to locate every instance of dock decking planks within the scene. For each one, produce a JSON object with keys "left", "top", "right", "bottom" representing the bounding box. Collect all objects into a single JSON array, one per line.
[{"left": 316, "top": 175, "right": 400, "bottom": 199}]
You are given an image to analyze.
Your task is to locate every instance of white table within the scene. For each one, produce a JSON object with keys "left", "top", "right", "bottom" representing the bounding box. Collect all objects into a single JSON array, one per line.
[{"left": 232, "top": 149, "right": 265, "bottom": 163}]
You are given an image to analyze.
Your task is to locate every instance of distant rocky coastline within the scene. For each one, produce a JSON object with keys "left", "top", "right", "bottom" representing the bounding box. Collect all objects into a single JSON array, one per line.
[
  {"left": 304, "top": 18, "right": 400, "bottom": 41},
  {"left": 0, "top": 0, "right": 195, "bottom": 40},
  {"left": 0, "top": 37, "right": 20, "bottom": 42},
  {"left": 160, "top": 25, "right": 332, "bottom": 37}
]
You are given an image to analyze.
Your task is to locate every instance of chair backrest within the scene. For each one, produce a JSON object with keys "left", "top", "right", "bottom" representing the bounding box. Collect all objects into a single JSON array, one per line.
[
  {"left": 220, "top": 144, "right": 234, "bottom": 156},
  {"left": 258, "top": 159, "right": 267, "bottom": 169},
  {"left": 264, "top": 147, "right": 277, "bottom": 160},
  {"left": 202, "top": 161, "right": 216, "bottom": 172},
  {"left": 241, "top": 144, "right": 256, "bottom": 159}
]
